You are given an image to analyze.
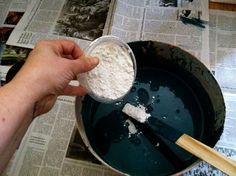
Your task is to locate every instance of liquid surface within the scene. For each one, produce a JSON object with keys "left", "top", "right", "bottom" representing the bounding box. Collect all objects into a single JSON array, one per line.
[{"left": 82, "top": 68, "right": 204, "bottom": 175}]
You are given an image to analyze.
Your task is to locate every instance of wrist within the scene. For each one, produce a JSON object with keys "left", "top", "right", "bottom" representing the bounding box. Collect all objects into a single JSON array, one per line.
[
  {"left": 3, "top": 80, "right": 38, "bottom": 117},
  {"left": 11, "top": 79, "right": 38, "bottom": 100},
  {"left": 10, "top": 72, "right": 48, "bottom": 102}
]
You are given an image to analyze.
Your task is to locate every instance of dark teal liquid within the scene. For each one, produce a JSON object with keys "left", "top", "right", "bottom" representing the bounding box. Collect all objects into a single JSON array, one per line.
[{"left": 82, "top": 68, "right": 204, "bottom": 176}]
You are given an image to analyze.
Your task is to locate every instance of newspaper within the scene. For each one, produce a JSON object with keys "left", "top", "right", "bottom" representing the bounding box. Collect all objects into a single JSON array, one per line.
[
  {"left": 6, "top": 0, "right": 210, "bottom": 64},
  {"left": 6, "top": 0, "right": 114, "bottom": 49},
  {"left": 4, "top": 1, "right": 236, "bottom": 176},
  {"left": 2, "top": 0, "right": 210, "bottom": 83},
  {"left": 0, "top": 0, "right": 28, "bottom": 26},
  {"left": 209, "top": 10, "right": 236, "bottom": 93},
  {"left": 184, "top": 9, "right": 236, "bottom": 176},
  {"left": 0, "top": 0, "right": 32, "bottom": 84},
  {"left": 110, "top": 0, "right": 210, "bottom": 67}
]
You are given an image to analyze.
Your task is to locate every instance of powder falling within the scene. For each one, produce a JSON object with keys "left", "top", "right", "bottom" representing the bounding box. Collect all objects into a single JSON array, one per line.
[{"left": 80, "top": 42, "right": 135, "bottom": 101}]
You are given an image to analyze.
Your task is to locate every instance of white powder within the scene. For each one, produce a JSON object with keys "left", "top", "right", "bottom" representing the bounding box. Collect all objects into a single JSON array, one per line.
[
  {"left": 124, "top": 119, "right": 138, "bottom": 137},
  {"left": 80, "top": 42, "right": 135, "bottom": 101},
  {"left": 122, "top": 103, "right": 151, "bottom": 123}
]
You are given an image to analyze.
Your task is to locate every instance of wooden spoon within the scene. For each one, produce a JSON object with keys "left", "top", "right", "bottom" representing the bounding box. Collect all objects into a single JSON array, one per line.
[{"left": 122, "top": 103, "right": 236, "bottom": 176}]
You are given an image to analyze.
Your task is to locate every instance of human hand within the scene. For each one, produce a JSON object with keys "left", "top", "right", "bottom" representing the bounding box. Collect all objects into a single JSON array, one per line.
[{"left": 10, "top": 39, "right": 99, "bottom": 116}]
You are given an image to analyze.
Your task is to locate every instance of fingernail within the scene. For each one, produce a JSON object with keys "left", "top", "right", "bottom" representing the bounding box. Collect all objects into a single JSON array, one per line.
[
  {"left": 90, "top": 57, "right": 99, "bottom": 65},
  {"left": 81, "top": 54, "right": 99, "bottom": 66},
  {"left": 79, "top": 54, "right": 87, "bottom": 60}
]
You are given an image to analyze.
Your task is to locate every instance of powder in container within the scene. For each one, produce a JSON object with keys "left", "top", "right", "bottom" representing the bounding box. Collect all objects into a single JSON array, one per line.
[{"left": 79, "top": 36, "right": 136, "bottom": 103}]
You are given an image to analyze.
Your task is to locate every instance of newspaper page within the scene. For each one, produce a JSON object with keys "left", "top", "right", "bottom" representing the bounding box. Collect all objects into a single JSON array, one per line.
[
  {"left": 0, "top": 0, "right": 28, "bottom": 26},
  {"left": 6, "top": 0, "right": 115, "bottom": 49},
  {"left": 0, "top": 0, "right": 32, "bottom": 84},
  {"left": 110, "top": 0, "right": 210, "bottom": 67},
  {"left": 183, "top": 9, "right": 236, "bottom": 176},
  {"left": 6, "top": 0, "right": 210, "bottom": 67}
]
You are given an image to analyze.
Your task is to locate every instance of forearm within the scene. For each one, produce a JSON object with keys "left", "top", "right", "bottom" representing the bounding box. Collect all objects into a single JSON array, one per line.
[
  {"left": 0, "top": 113, "right": 32, "bottom": 172},
  {"left": 0, "top": 80, "right": 37, "bottom": 172}
]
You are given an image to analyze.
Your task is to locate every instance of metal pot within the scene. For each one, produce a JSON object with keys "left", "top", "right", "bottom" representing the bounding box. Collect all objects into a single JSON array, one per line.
[{"left": 75, "top": 41, "right": 225, "bottom": 175}]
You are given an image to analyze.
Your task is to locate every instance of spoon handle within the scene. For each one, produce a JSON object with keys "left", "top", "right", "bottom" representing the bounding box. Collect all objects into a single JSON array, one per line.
[{"left": 176, "top": 134, "right": 236, "bottom": 176}]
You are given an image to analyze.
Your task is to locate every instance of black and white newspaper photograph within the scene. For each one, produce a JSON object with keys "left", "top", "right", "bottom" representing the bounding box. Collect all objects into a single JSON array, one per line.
[
  {"left": 53, "top": 0, "right": 111, "bottom": 41},
  {"left": 159, "top": 0, "right": 178, "bottom": 7}
]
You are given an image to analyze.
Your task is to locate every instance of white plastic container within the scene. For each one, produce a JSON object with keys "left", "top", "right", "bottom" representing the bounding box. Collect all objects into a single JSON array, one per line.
[{"left": 78, "top": 35, "right": 137, "bottom": 103}]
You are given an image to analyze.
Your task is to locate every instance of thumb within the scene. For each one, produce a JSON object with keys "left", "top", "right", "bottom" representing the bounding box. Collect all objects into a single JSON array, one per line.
[{"left": 71, "top": 56, "right": 99, "bottom": 75}]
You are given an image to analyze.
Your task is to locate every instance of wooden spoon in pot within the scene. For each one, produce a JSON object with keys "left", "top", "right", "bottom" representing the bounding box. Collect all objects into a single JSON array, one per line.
[{"left": 122, "top": 103, "right": 236, "bottom": 176}]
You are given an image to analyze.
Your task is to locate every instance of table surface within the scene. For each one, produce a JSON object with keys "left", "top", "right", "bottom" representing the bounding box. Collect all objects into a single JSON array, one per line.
[{"left": 209, "top": 2, "right": 236, "bottom": 11}]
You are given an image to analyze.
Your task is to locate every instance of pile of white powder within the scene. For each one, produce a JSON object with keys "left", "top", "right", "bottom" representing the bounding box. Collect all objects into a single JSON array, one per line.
[
  {"left": 124, "top": 119, "right": 138, "bottom": 137},
  {"left": 122, "top": 103, "right": 151, "bottom": 123},
  {"left": 122, "top": 103, "right": 151, "bottom": 137},
  {"left": 79, "top": 41, "right": 135, "bottom": 102}
]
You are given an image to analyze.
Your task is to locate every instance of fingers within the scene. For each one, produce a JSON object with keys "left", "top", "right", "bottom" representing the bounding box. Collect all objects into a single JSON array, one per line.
[
  {"left": 54, "top": 40, "right": 84, "bottom": 59},
  {"left": 62, "top": 85, "right": 88, "bottom": 96},
  {"left": 37, "top": 39, "right": 84, "bottom": 59},
  {"left": 71, "top": 56, "right": 99, "bottom": 75},
  {"left": 61, "top": 54, "right": 74, "bottom": 60}
]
